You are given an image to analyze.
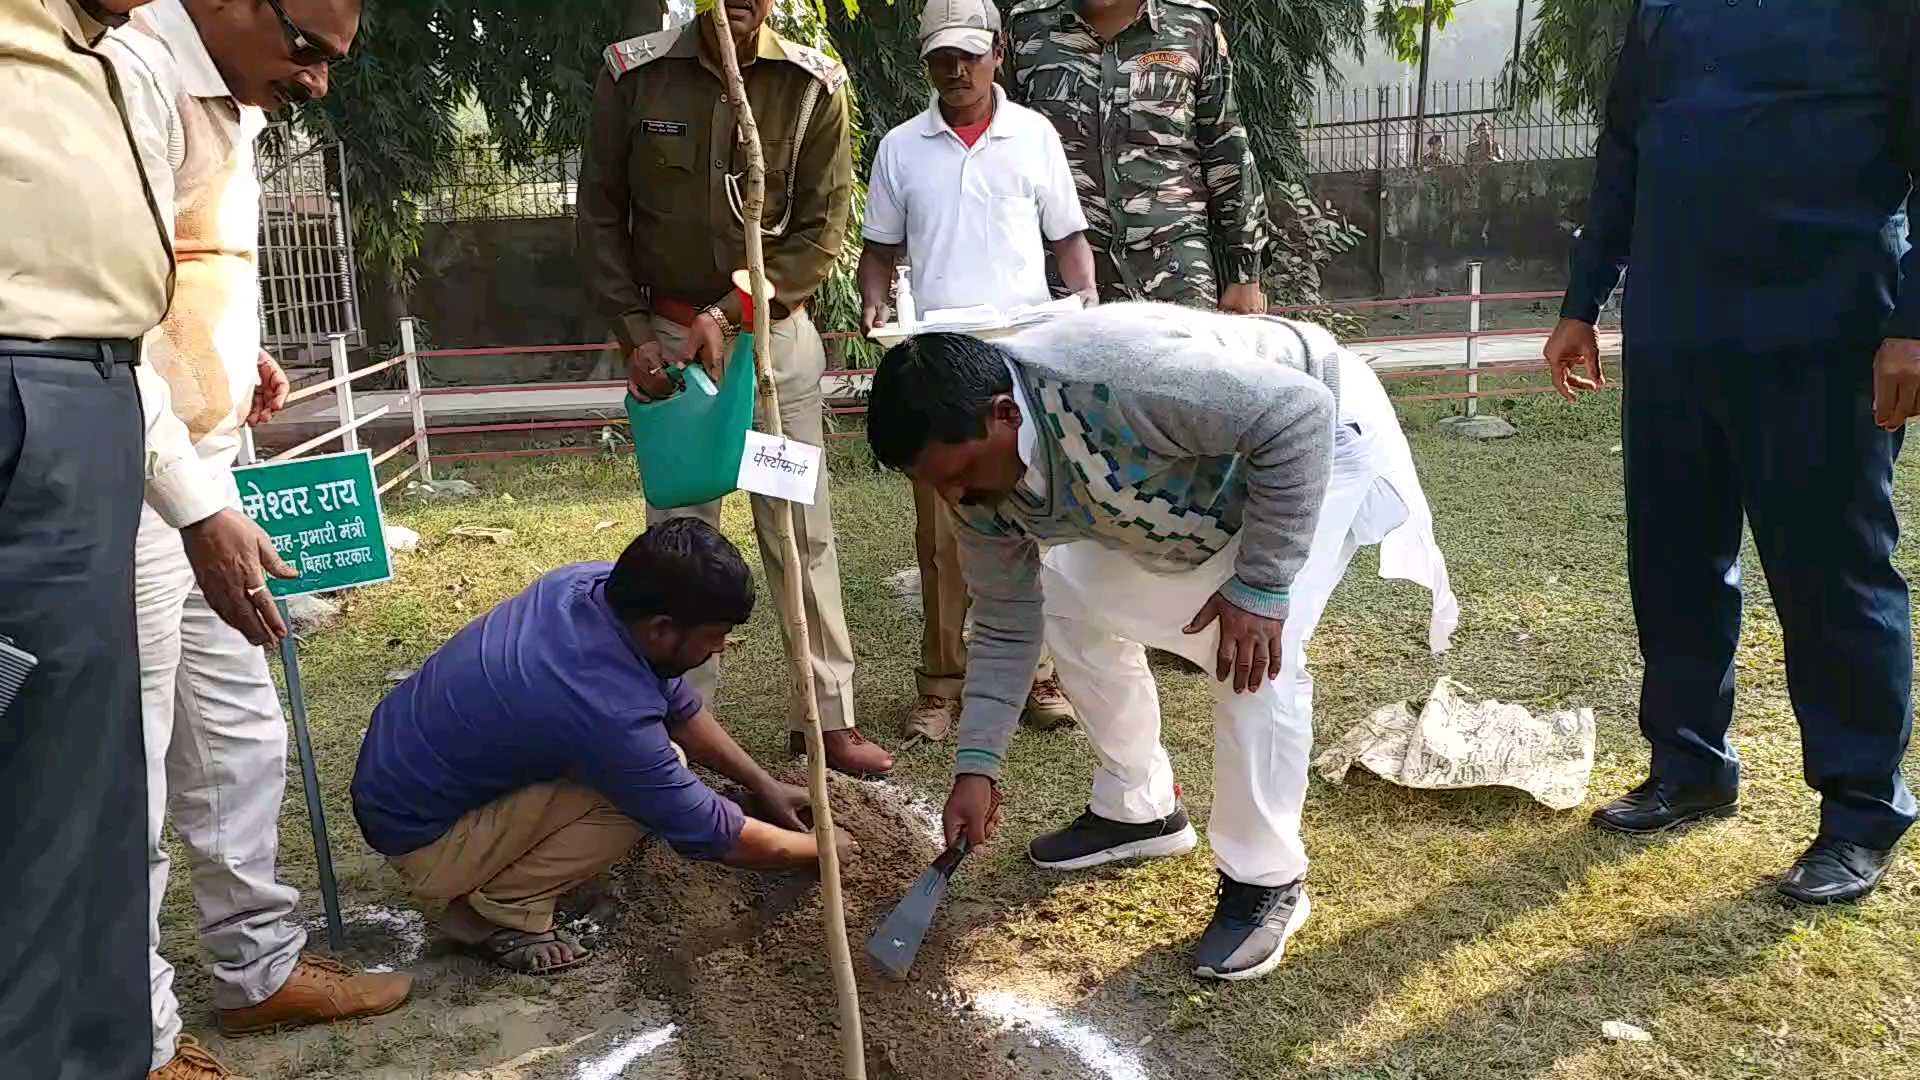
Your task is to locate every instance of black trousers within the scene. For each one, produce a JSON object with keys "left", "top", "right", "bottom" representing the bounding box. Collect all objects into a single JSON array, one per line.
[
  {"left": 0, "top": 344, "right": 150, "bottom": 1079},
  {"left": 1623, "top": 340, "right": 1916, "bottom": 850}
]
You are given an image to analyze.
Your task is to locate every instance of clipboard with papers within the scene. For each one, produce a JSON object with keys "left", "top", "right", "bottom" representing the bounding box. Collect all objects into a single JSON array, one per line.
[{"left": 865, "top": 293, "right": 1085, "bottom": 348}]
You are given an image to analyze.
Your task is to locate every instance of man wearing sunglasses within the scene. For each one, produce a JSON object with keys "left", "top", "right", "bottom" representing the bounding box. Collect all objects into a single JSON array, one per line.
[
  {"left": 192, "top": 0, "right": 355, "bottom": 108},
  {"left": 100, "top": 3, "right": 406, "bottom": 1078}
]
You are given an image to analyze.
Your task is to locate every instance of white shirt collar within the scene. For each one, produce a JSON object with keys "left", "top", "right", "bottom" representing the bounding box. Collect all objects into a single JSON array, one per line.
[
  {"left": 140, "top": 0, "right": 234, "bottom": 99},
  {"left": 918, "top": 84, "right": 1010, "bottom": 144},
  {"left": 1005, "top": 359, "right": 1047, "bottom": 497}
]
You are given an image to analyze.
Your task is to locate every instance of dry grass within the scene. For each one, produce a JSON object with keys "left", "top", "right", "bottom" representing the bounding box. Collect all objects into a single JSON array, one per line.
[{"left": 159, "top": 384, "right": 1920, "bottom": 1078}]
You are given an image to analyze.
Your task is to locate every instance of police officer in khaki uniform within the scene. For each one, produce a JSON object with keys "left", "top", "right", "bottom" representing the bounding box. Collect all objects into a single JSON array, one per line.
[
  {"left": 578, "top": 0, "right": 894, "bottom": 777},
  {"left": 1, "top": 2, "right": 293, "bottom": 1076}
]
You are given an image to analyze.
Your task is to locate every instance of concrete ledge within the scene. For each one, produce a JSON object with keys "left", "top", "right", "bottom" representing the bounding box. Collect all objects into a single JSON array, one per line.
[{"left": 1437, "top": 415, "right": 1519, "bottom": 440}]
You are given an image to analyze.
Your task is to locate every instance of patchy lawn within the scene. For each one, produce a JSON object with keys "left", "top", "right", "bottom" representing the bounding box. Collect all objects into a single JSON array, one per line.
[{"left": 161, "top": 382, "right": 1920, "bottom": 1079}]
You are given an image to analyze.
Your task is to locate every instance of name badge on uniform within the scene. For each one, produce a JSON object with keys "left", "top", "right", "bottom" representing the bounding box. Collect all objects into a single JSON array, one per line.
[
  {"left": 642, "top": 120, "right": 689, "bottom": 137},
  {"left": 1137, "top": 50, "right": 1199, "bottom": 76}
]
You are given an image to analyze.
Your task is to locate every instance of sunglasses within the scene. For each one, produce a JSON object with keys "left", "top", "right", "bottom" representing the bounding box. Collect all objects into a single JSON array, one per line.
[{"left": 263, "top": 0, "right": 349, "bottom": 67}]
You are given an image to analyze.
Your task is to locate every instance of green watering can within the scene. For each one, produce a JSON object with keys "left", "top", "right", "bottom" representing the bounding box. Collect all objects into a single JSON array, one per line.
[{"left": 625, "top": 281, "right": 761, "bottom": 509}]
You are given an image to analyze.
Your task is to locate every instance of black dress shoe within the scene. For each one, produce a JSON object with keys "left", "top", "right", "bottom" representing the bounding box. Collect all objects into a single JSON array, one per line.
[
  {"left": 1590, "top": 777, "right": 1738, "bottom": 835},
  {"left": 1777, "top": 836, "right": 1895, "bottom": 904}
]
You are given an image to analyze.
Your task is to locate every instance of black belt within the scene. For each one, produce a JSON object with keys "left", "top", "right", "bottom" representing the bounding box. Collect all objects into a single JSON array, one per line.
[{"left": 0, "top": 336, "right": 140, "bottom": 379}]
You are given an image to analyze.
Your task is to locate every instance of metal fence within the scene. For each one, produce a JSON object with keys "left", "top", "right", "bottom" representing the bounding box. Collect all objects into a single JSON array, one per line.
[
  {"left": 420, "top": 142, "right": 582, "bottom": 223},
  {"left": 250, "top": 274, "right": 1613, "bottom": 468},
  {"left": 1301, "top": 80, "right": 1599, "bottom": 174},
  {"left": 256, "top": 126, "right": 361, "bottom": 357},
  {"left": 271, "top": 326, "right": 433, "bottom": 493}
]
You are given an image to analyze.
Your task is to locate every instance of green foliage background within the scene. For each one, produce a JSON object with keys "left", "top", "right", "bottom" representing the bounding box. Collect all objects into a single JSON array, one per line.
[
  {"left": 302, "top": 1, "right": 1624, "bottom": 332},
  {"left": 1506, "top": 0, "right": 1632, "bottom": 120}
]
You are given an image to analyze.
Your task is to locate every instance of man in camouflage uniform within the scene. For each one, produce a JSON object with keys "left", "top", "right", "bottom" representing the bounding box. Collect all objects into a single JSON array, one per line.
[
  {"left": 577, "top": 0, "right": 894, "bottom": 777},
  {"left": 1002, "top": 0, "right": 1268, "bottom": 311}
]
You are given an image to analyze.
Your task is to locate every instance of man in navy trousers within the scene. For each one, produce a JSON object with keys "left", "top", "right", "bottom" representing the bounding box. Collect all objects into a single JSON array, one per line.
[{"left": 1547, "top": 0, "right": 1919, "bottom": 902}]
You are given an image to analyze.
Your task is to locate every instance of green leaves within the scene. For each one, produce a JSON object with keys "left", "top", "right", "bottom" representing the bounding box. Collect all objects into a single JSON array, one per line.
[
  {"left": 291, "top": 0, "right": 632, "bottom": 293},
  {"left": 1209, "top": 0, "right": 1369, "bottom": 183},
  {"left": 1505, "top": 0, "right": 1634, "bottom": 120},
  {"left": 821, "top": 0, "right": 926, "bottom": 174},
  {"left": 1265, "top": 180, "right": 1366, "bottom": 337},
  {"left": 1372, "top": 0, "right": 1458, "bottom": 66}
]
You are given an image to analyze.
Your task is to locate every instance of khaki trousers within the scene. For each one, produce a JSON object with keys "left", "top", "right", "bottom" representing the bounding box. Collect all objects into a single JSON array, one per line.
[
  {"left": 911, "top": 478, "right": 1052, "bottom": 699},
  {"left": 645, "top": 310, "right": 858, "bottom": 732},
  {"left": 389, "top": 782, "right": 646, "bottom": 937}
]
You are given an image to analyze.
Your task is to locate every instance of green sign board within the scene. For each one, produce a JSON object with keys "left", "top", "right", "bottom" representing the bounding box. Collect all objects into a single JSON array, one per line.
[{"left": 234, "top": 450, "right": 391, "bottom": 599}]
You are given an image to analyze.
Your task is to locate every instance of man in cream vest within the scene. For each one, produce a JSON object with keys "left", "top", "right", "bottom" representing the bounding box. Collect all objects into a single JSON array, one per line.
[{"left": 103, "top": 2, "right": 410, "bottom": 1075}]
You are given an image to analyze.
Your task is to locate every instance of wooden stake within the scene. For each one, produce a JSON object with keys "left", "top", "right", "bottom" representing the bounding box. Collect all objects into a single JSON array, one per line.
[{"left": 706, "top": 8, "right": 867, "bottom": 1079}]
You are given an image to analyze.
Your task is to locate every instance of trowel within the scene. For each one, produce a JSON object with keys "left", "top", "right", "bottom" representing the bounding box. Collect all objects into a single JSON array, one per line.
[{"left": 864, "top": 837, "right": 969, "bottom": 980}]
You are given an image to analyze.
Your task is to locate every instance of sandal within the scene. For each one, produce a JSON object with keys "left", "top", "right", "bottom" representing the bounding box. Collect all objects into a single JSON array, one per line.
[{"left": 468, "top": 927, "right": 590, "bottom": 975}]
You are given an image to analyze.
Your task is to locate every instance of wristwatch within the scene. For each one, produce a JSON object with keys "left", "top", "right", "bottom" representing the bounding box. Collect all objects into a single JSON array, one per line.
[{"left": 704, "top": 305, "right": 738, "bottom": 337}]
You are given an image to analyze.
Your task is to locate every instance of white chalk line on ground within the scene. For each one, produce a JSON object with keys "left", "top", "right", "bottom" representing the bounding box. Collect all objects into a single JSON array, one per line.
[
  {"left": 975, "top": 991, "right": 1150, "bottom": 1080},
  {"left": 305, "top": 904, "right": 429, "bottom": 973},
  {"left": 857, "top": 775, "right": 947, "bottom": 848},
  {"left": 575, "top": 1023, "right": 680, "bottom": 1080},
  {"left": 856, "top": 779, "right": 1149, "bottom": 1080}
]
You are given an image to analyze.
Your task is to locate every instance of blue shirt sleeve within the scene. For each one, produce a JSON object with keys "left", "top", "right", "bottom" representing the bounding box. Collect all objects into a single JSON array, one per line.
[
  {"left": 571, "top": 709, "right": 744, "bottom": 860},
  {"left": 664, "top": 675, "right": 703, "bottom": 722},
  {"left": 1563, "top": 3, "right": 1651, "bottom": 324}
]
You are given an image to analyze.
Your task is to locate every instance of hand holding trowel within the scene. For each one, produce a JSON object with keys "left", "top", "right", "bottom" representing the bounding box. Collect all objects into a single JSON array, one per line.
[{"left": 865, "top": 836, "right": 971, "bottom": 980}]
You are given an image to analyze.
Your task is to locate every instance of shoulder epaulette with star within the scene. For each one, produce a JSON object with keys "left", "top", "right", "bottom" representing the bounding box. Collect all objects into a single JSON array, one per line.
[
  {"left": 603, "top": 25, "right": 683, "bottom": 79},
  {"left": 778, "top": 39, "right": 848, "bottom": 95}
]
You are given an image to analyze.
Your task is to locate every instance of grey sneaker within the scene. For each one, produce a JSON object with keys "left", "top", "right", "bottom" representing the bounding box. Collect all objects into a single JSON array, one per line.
[
  {"left": 1028, "top": 805, "right": 1198, "bottom": 871},
  {"left": 1193, "top": 874, "right": 1310, "bottom": 981}
]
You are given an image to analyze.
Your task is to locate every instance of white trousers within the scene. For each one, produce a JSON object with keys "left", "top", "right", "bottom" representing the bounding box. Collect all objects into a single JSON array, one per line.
[
  {"left": 1042, "top": 351, "right": 1454, "bottom": 887},
  {"left": 136, "top": 503, "right": 305, "bottom": 1069}
]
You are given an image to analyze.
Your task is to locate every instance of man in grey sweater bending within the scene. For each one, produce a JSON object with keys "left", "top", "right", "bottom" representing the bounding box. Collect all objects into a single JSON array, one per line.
[{"left": 867, "top": 303, "right": 1456, "bottom": 980}]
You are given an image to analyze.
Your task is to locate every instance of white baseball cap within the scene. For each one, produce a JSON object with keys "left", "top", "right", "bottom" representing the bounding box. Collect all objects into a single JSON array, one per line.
[{"left": 919, "top": 0, "right": 1001, "bottom": 58}]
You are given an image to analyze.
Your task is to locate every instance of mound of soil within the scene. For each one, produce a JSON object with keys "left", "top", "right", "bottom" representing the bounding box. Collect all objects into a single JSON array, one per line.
[{"left": 611, "top": 771, "right": 1048, "bottom": 1080}]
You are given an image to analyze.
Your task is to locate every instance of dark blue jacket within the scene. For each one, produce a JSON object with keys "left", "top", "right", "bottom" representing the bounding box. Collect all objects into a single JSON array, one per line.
[{"left": 1563, "top": 1, "right": 1920, "bottom": 350}]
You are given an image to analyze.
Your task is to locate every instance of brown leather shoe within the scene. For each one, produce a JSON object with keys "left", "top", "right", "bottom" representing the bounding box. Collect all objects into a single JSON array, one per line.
[
  {"left": 150, "top": 1036, "right": 240, "bottom": 1079},
  {"left": 788, "top": 728, "right": 895, "bottom": 777},
  {"left": 1021, "top": 675, "right": 1077, "bottom": 732},
  {"left": 901, "top": 694, "right": 959, "bottom": 741},
  {"left": 218, "top": 955, "right": 413, "bottom": 1036}
]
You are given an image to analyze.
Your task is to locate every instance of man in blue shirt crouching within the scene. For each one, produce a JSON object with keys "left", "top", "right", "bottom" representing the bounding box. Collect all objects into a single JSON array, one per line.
[{"left": 351, "top": 519, "right": 851, "bottom": 974}]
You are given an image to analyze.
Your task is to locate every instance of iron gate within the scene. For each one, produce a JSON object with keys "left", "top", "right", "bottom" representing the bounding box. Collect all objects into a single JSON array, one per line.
[{"left": 256, "top": 125, "right": 361, "bottom": 363}]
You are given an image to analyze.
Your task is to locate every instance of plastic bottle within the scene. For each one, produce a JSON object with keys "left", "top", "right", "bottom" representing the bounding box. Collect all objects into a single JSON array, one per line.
[{"left": 893, "top": 263, "right": 916, "bottom": 331}]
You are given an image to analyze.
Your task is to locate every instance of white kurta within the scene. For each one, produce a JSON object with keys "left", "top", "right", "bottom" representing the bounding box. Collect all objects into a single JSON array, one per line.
[{"left": 1039, "top": 350, "right": 1456, "bottom": 886}]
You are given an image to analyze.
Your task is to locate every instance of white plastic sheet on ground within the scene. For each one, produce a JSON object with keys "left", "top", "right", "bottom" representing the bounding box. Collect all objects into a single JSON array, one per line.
[{"left": 1314, "top": 677, "right": 1595, "bottom": 810}]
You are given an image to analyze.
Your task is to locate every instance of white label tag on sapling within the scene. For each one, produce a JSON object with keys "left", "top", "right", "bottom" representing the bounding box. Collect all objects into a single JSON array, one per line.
[{"left": 736, "top": 430, "right": 822, "bottom": 505}]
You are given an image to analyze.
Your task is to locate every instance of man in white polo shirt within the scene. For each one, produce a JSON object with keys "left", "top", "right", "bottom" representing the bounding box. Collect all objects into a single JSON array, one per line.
[{"left": 859, "top": 0, "right": 1097, "bottom": 744}]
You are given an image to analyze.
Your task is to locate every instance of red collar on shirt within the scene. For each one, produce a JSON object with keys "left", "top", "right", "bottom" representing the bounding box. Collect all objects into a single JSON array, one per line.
[{"left": 951, "top": 114, "right": 992, "bottom": 148}]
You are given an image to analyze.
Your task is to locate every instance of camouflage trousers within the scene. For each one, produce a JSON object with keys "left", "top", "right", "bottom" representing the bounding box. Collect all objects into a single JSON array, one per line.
[{"left": 1097, "top": 236, "right": 1223, "bottom": 308}]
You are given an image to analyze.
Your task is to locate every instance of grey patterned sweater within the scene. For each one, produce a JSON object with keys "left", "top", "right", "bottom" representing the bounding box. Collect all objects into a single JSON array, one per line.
[{"left": 950, "top": 303, "right": 1341, "bottom": 779}]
